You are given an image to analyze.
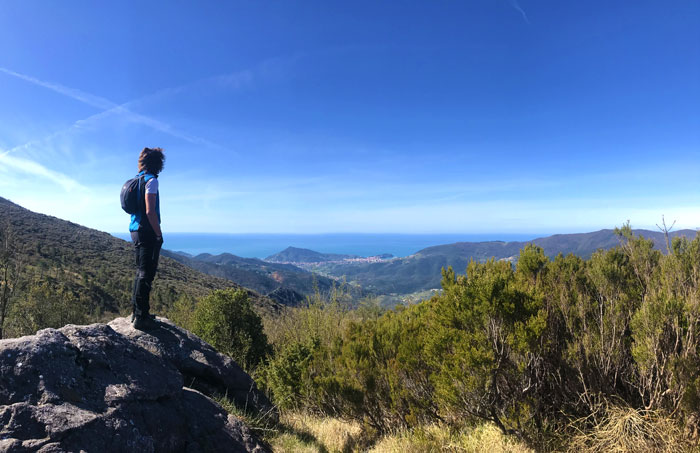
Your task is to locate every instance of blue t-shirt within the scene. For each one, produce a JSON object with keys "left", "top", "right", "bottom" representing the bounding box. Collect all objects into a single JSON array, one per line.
[{"left": 128, "top": 171, "right": 160, "bottom": 232}]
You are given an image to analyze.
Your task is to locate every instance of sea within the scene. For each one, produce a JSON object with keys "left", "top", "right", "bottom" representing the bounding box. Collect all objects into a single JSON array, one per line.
[{"left": 110, "top": 233, "right": 542, "bottom": 259}]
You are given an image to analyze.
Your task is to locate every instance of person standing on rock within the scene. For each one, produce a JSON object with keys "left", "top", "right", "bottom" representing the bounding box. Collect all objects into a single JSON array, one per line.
[{"left": 129, "top": 147, "right": 165, "bottom": 330}]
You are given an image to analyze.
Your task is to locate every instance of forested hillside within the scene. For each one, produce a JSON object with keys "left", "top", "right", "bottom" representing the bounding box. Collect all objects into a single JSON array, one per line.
[
  {"left": 164, "top": 250, "right": 355, "bottom": 306},
  {"left": 0, "top": 197, "right": 279, "bottom": 338},
  {"left": 321, "top": 228, "right": 698, "bottom": 294}
]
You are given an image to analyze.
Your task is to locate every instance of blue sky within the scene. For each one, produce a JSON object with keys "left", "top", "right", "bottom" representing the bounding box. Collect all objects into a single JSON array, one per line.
[{"left": 0, "top": 1, "right": 698, "bottom": 234}]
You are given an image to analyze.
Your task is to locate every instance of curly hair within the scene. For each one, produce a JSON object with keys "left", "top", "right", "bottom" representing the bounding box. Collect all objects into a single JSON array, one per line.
[{"left": 138, "top": 147, "right": 166, "bottom": 175}]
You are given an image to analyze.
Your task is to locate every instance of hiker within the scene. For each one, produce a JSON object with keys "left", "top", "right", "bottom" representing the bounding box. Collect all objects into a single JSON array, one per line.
[{"left": 129, "top": 147, "right": 165, "bottom": 330}]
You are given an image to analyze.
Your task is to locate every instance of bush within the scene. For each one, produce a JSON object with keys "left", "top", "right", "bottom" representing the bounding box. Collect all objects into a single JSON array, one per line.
[
  {"left": 261, "top": 290, "right": 357, "bottom": 412},
  {"left": 260, "top": 226, "right": 700, "bottom": 448},
  {"left": 331, "top": 302, "right": 438, "bottom": 431},
  {"left": 167, "top": 293, "right": 196, "bottom": 330},
  {"left": 191, "top": 288, "right": 271, "bottom": 373},
  {"left": 6, "top": 281, "right": 88, "bottom": 337},
  {"left": 263, "top": 339, "right": 319, "bottom": 410},
  {"left": 427, "top": 253, "right": 546, "bottom": 435}
]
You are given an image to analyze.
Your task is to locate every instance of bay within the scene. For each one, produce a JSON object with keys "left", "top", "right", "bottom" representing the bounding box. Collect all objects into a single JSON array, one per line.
[{"left": 111, "top": 232, "right": 543, "bottom": 259}]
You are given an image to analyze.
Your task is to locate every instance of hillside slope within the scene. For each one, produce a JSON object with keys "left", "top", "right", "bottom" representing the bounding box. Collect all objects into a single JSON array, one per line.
[
  {"left": 164, "top": 250, "right": 351, "bottom": 305},
  {"left": 0, "top": 197, "right": 279, "bottom": 319},
  {"left": 322, "top": 228, "right": 698, "bottom": 294}
]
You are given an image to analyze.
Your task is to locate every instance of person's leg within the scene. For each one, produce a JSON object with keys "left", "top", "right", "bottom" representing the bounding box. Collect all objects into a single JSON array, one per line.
[
  {"left": 130, "top": 231, "right": 141, "bottom": 320},
  {"left": 152, "top": 239, "right": 162, "bottom": 273},
  {"left": 132, "top": 230, "right": 155, "bottom": 320},
  {"left": 144, "top": 239, "right": 163, "bottom": 319}
]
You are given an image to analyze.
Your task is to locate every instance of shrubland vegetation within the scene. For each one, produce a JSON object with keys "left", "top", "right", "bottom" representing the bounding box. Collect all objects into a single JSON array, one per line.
[
  {"left": 172, "top": 288, "right": 271, "bottom": 374},
  {"left": 2, "top": 200, "right": 698, "bottom": 451},
  {"left": 250, "top": 224, "right": 699, "bottom": 451}
]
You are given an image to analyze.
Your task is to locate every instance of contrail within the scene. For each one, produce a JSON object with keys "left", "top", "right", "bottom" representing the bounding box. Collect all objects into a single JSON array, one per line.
[
  {"left": 508, "top": 0, "right": 530, "bottom": 24},
  {"left": 1, "top": 54, "right": 307, "bottom": 154},
  {"left": 0, "top": 63, "right": 275, "bottom": 190},
  {"left": 0, "top": 67, "right": 115, "bottom": 110},
  {"left": 0, "top": 67, "right": 221, "bottom": 149}
]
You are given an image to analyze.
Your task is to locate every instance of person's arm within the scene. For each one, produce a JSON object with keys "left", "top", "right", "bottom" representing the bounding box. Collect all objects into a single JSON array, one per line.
[{"left": 145, "top": 193, "right": 162, "bottom": 239}]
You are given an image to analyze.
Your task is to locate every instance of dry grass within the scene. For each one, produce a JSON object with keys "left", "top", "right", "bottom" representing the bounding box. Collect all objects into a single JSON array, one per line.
[
  {"left": 568, "top": 406, "right": 694, "bottom": 453},
  {"left": 368, "top": 423, "right": 533, "bottom": 453},
  {"left": 268, "top": 418, "right": 532, "bottom": 453},
  {"left": 219, "top": 403, "right": 533, "bottom": 453},
  {"left": 216, "top": 396, "right": 695, "bottom": 453},
  {"left": 269, "top": 411, "right": 362, "bottom": 453},
  {"left": 264, "top": 412, "right": 531, "bottom": 453}
]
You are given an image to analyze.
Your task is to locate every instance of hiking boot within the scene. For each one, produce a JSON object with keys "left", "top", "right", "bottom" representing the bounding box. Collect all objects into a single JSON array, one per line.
[
  {"left": 133, "top": 314, "right": 159, "bottom": 331},
  {"left": 131, "top": 313, "right": 156, "bottom": 322}
]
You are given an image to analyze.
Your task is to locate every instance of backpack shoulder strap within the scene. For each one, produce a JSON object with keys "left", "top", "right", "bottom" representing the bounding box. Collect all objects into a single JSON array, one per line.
[{"left": 138, "top": 174, "right": 146, "bottom": 217}]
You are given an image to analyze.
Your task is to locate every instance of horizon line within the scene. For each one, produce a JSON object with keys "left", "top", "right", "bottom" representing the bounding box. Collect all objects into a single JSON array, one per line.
[{"left": 109, "top": 227, "right": 700, "bottom": 236}]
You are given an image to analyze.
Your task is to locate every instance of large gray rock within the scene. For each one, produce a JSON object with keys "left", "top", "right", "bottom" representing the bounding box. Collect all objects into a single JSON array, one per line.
[{"left": 0, "top": 318, "right": 274, "bottom": 452}]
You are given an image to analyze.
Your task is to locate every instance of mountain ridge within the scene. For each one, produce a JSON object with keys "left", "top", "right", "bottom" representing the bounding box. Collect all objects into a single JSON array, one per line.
[{"left": 318, "top": 227, "right": 698, "bottom": 295}]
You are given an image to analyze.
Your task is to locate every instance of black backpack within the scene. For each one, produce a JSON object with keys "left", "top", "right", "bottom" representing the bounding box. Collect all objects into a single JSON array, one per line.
[{"left": 120, "top": 175, "right": 146, "bottom": 215}]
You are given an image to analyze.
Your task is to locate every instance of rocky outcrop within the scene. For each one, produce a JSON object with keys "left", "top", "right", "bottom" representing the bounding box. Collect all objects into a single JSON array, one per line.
[{"left": 0, "top": 318, "right": 275, "bottom": 452}]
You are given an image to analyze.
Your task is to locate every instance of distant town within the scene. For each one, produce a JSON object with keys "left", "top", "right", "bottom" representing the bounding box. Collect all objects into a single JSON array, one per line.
[{"left": 266, "top": 253, "right": 394, "bottom": 271}]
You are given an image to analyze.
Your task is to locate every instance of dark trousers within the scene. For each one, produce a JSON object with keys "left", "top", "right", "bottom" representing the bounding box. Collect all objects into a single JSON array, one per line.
[{"left": 131, "top": 230, "right": 162, "bottom": 318}]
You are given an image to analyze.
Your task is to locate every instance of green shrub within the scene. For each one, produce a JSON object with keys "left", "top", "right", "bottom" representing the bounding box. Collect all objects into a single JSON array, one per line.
[
  {"left": 261, "top": 290, "right": 357, "bottom": 412},
  {"left": 331, "top": 302, "right": 437, "bottom": 431},
  {"left": 6, "top": 281, "right": 89, "bottom": 337},
  {"left": 191, "top": 288, "right": 271, "bottom": 373},
  {"left": 167, "top": 293, "right": 196, "bottom": 330},
  {"left": 427, "top": 249, "right": 546, "bottom": 436},
  {"left": 260, "top": 226, "right": 700, "bottom": 447},
  {"left": 263, "top": 338, "right": 318, "bottom": 409}
]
